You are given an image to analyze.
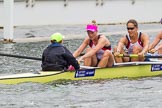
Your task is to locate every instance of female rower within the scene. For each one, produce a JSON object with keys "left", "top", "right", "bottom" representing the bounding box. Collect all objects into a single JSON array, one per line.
[
  {"left": 73, "top": 20, "right": 114, "bottom": 68},
  {"left": 114, "top": 19, "right": 149, "bottom": 63}
]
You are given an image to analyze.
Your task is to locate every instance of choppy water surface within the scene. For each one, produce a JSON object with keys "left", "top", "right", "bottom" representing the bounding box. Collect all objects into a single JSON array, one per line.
[{"left": 0, "top": 23, "right": 162, "bottom": 108}]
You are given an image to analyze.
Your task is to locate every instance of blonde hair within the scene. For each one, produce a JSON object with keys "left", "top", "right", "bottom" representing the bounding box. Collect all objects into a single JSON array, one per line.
[{"left": 91, "top": 20, "right": 97, "bottom": 25}]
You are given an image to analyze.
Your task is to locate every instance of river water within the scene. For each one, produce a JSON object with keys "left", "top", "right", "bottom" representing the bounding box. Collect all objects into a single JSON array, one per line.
[{"left": 0, "top": 23, "right": 162, "bottom": 108}]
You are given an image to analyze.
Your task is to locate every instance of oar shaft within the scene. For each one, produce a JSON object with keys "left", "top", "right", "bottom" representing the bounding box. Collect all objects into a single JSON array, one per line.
[
  {"left": 0, "top": 53, "right": 42, "bottom": 60},
  {"left": 118, "top": 54, "right": 138, "bottom": 58},
  {"left": 0, "top": 52, "right": 85, "bottom": 61},
  {"left": 146, "top": 55, "right": 162, "bottom": 58},
  {"left": 118, "top": 54, "right": 162, "bottom": 58}
]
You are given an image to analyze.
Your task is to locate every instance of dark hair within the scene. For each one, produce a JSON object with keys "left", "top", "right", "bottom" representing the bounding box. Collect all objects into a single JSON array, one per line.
[
  {"left": 127, "top": 19, "right": 138, "bottom": 28},
  {"left": 50, "top": 40, "right": 62, "bottom": 43}
]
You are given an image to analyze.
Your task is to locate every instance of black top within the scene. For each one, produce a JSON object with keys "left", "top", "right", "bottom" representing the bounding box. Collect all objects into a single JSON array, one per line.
[{"left": 41, "top": 43, "right": 80, "bottom": 71}]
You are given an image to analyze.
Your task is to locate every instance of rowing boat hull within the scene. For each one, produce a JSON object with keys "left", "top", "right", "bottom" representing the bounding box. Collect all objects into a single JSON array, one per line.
[{"left": 0, "top": 63, "right": 162, "bottom": 84}]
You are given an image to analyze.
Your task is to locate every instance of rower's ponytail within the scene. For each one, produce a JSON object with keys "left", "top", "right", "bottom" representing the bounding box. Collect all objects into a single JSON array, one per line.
[{"left": 92, "top": 20, "right": 97, "bottom": 25}]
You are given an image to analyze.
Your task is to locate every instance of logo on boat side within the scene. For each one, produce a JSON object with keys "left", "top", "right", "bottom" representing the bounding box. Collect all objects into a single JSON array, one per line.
[
  {"left": 151, "top": 64, "right": 162, "bottom": 71},
  {"left": 75, "top": 69, "right": 95, "bottom": 78}
]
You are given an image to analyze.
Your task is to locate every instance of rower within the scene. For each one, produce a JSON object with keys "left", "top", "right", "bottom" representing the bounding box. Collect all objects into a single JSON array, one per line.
[
  {"left": 73, "top": 20, "right": 114, "bottom": 68},
  {"left": 114, "top": 19, "right": 150, "bottom": 63}
]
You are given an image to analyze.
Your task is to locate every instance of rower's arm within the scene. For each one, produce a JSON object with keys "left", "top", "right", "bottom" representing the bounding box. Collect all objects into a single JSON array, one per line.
[
  {"left": 116, "top": 37, "right": 126, "bottom": 53},
  {"left": 141, "top": 33, "right": 149, "bottom": 54},
  {"left": 73, "top": 37, "right": 89, "bottom": 58},
  {"left": 149, "top": 31, "right": 162, "bottom": 50}
]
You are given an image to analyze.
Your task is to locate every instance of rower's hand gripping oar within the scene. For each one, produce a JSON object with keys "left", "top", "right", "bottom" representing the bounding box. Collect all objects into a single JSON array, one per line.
[
  {"left": 117, "top": 54, "right": 162, "bottom": 58},
  {"left": 0, "top": 53, "right": 42, "bottom": 61}
]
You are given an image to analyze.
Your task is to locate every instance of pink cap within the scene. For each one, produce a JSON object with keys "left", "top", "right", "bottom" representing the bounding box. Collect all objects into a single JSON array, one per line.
[{"left": 86, "top": 24, "right": 98, "bottom": 32}]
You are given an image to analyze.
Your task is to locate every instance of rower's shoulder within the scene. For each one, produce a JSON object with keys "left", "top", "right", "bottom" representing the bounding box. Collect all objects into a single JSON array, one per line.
[
  {"left": 140, "top": 32, "right": 149, "bottom": 41},
  {"left": 141, "top": 32, "right": 149, "bottom": 37},
  {"left": 99, "top": 34, "right": 106, "bottom": 38}
]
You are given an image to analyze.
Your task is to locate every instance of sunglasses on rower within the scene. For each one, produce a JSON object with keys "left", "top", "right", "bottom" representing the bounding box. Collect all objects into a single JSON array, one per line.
[{"left": 127, "top": 27, "right": 135, "bottom": 30}]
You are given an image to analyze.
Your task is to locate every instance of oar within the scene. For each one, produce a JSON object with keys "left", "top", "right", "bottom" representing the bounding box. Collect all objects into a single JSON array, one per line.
[
  {"left": 0, "top": 53, "right": 42, "bottom": 61},
  {"left": 0, "top": 52, "right": 85, "bottom": 61},
  {"left": 118, "top": 54, "right": 162, "bottom": 58}
]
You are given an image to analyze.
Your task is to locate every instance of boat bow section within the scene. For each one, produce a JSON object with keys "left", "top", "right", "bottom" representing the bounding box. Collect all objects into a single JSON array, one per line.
[{"left": 0, "top": 71, "right": 63, "bottom": 84}]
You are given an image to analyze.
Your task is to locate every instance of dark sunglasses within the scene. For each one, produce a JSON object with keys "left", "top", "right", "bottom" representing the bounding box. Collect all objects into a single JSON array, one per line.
[{"left": 127, "top": 27, "right": 135, "bottom": 30}]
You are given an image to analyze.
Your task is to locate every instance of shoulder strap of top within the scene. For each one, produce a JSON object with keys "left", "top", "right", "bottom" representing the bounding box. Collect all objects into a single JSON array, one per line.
[
  {"left": 98, "top": 34, "right": 101, "bottom": 39},
  {"left": 126, "top": 35, "right": 130, "bottom": 49},
  {"left": 89, "top": 40, "right": 92, "bottom": 47},
  {"left": 138, "top": 32, "right": 143, "bottom": 47}
]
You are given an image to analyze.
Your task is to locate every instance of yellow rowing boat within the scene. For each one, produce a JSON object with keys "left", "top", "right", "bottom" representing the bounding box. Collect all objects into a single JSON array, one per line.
[{"left": 0, "top": 61, "right": 162, "bottom": 84}]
